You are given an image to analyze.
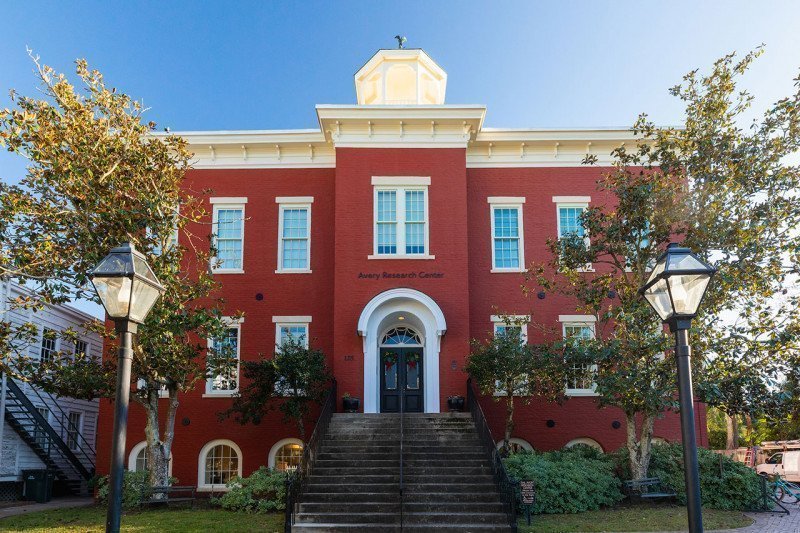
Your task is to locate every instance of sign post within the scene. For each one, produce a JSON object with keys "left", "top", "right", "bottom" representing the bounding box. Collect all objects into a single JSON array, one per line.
[{"left": 520, "top": 480, "right": 535, "bottom": 526}]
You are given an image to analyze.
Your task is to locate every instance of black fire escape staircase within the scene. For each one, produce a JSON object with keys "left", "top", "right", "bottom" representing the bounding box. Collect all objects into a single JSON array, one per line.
[{"left": 3, "top": 379, "right": 96, "bottom": 494}]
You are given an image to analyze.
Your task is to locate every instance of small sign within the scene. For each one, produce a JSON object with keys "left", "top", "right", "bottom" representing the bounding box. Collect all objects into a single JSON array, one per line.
[{"left": 520, "top": 480, "right": 535, "bottom": 505}]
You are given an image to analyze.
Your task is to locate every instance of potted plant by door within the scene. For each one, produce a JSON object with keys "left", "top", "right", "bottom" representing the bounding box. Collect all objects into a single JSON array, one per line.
[
  {"left": 342, "top": 393, "right": 360, "bottom": 413},
  {"left": 447, "top": 395, "right": 465, "bottom": 412}
]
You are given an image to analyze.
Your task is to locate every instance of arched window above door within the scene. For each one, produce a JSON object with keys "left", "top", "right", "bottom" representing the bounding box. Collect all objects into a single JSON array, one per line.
[{"left": 381, "top": 327, "right": 422, "bottom": 346}]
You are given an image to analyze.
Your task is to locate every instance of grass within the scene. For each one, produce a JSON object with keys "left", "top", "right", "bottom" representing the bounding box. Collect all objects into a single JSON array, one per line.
[
  {"left": 518, "top": 504, "right": 754, "bottom": 532},
  {"left": 0, "top": 505, "right": 284, "bottom": 532}
]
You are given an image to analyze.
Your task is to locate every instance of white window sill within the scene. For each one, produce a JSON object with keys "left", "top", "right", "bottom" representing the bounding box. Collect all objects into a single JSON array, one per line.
[
  {"left": 565, "top": 390, "right": 599, "bottom": 397},
  {"left": 490, "top": 268, "right": 525, "bottom": 273},
  {"left": 577, "top": 265, "right": 595, "bottom": 273},
  {"left": 367, "top": 254, "right": 436, "bottom": 260},
  {"left": 212, "top": 269, "right": 245, "bottom": 275},
  {"left": 275, "top": 269, "right": 312, "bottom": 274},
  {"left": 203, "top": 392, "right": 238, "bottom": 398},
  {"left": 197, "top": 485, "right": 232, "bottom": 493}
]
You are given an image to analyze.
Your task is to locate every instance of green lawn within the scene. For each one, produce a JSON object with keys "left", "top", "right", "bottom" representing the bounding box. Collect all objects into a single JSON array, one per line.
[
  {"left": 518, "top": 505, "right": 753, "bottom": 532},
  {"left": 0, "top": 506, "right": 283, "bottom": 532}
]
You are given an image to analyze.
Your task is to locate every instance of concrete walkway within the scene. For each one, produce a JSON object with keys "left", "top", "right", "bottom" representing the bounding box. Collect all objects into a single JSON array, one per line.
[
  {"left": 0, "top": 496, "right": 94, "bottom": 519},
  {"left": 711, "top": 505, "right": 800, "bottom": 532}
]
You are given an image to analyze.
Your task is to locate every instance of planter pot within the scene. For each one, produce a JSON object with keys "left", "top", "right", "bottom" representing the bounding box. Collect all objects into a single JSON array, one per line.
[
  {"left": 447, "top": 396, "right": 465, "bottom": 412},
  {"left": 342, "top": 397, "right": 360, "bottom": 413}
]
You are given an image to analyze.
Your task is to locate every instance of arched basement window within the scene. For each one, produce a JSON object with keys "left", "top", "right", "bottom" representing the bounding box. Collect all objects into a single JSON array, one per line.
[
  {"left": 269, "top": 438, "right": 303, "bottom": 472},
  {"left": 381, "top": 327, "right": 422, "bottom": 346},
  {"left": 564, "top": 437, "right": 604, "bottom": 452},
  {"left": 198, "top": 440, "right": 242, "bottom": 490},
  {"left": 128, "top": 441, "right": 172, "bottom": 475},
  {"left": 496, "top": 437, "right": 534, "bottom": 454}
]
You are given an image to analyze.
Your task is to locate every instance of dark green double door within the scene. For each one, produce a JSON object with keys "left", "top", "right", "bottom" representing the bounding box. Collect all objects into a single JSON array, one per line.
[{"left": 380, "top": 347, "right": 423, "bottom": 413}]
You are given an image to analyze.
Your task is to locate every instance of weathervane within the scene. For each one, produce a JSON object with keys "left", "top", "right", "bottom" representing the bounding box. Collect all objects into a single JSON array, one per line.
[{"left": 394, "top": 35, "right": 407, "bottom": 49}]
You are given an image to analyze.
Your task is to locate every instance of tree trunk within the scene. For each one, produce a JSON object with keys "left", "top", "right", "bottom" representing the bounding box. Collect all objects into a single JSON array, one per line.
[
  {"left": 134, "top": 383, "right": 179, "bottom": 494},
  {"left": 725, "top": 414, "right": 739, "bottom": 449},
  {"left": 626, "top": 412, "right": 655, "bottom": 480}
]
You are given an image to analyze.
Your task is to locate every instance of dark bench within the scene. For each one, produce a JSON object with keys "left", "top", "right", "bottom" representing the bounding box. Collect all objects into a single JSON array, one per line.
[
  {"left": 143, "top": 485, "right": 196, "bottom": 507},
  {"left": 623, "top": 478, "right": 677, "bottom": 500}
]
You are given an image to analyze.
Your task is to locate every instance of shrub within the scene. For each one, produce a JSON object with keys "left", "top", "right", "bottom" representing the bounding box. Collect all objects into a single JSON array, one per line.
[
  {"left": 647, "top": 443, "right": 762, "bottom": 510},
  {"left": 504, "top": 446, "right": 624, "bottom": 514},
  {"left": 95, "top": 471, "right": 153, "bottom": 509},
  {"left": 215, "top": 467, "right": 286, "bottom": 513}
]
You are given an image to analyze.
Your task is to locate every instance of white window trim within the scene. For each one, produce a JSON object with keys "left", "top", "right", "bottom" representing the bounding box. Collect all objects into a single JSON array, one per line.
[
  {"left": 128, "top": 441, "right": 173, "bottom": 475},
  {"left": 489, "top": 200, "right": 525, "bottom": 273},
  {"left": 65, "top": 411, "right": 83, "bottom": 451},
  {"left": 495, "top": 437, "right": 534, "bottom": 452},
  {"left": 268, "top": 437, "right": 303, "bottom": 470},
  {"left": 274, "top": 319, "right": 310, "bottom": 350},
  {"left": 204, "top": 319, "right": 241, "bottom": 397},
  {"left": 197, "top": 439, "right": 242, "bottom": 492},
  {"left": 210, "top": 197, "right": 249, "bottom": 205},
  {"left": 555, "top": 200, "right": 594, "bottom": 272},
  {"left": 276, "top": 199, "right": 313, "bottom": 274},
  {"left": 371, "top": 180, "right": 433, "bottom": 259},
  {"left": 565, "top": 437, "right": 604, "bottom": 452},
  {"left": 211, "top": 202, "right": 246, "bottom": 274},
  {"left": 561, "top": 316, "right": 599, "bottom": 396},
  {"left": 491, "top": 315, "right": 530, "bottom": 343}
]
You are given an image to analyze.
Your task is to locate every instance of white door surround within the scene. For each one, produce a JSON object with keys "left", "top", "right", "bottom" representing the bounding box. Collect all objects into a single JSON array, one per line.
[{"left": 357, "top": 288, "right": 447, "bottom": 413}]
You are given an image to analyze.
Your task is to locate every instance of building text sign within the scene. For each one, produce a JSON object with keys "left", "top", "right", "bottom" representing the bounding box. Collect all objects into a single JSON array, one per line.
[{"left": 358, "top": 271, "right": 444, "bottom": 280}]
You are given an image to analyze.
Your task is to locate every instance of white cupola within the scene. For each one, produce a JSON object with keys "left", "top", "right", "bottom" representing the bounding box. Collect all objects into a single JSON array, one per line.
[{"left": 355, "top": 49, "right": 447, "bottom": 106}]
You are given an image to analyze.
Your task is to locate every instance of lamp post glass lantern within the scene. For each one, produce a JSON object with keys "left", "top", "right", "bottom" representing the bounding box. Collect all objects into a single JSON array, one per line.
[
  {"left": 639, "top": 243, "right": 716, "bottom": 533},
  {"left": 89, "top": 243, "right": 164, "bottom": 533}
]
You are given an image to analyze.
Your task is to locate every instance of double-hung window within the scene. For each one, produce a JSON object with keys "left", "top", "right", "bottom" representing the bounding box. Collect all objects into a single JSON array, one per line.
[
  {"left": 206, "top": 319, "right": 241, "bottom": 395},
  {"left": 488, "top": 197, "right": 526, "bottom": 272},
  {"left": 211, "top": 198, "right": 247, "bottom": 273},
  {"left": 66, "top": 412, "right": 82, "bottom": 451},
  {"left": 371, "top": 177, "right": 432, "bottom": 259},
  {"left": 491, "top": 315, "right": 530, "bottom": 396},
  {"left": 560, "top": 315, "right": 598, "bottom": 396},
  {"left": 273, "top": 316, "right": 311, "bottom": 350},
  {"left": 276, "top": 197, "right": 313, "bottom": 273},
  {"left": 553, "top": 196, "right": 592, "bottom": 270},
  {"left": 40, "top": 328, "right": 57, "bottom": 363}
]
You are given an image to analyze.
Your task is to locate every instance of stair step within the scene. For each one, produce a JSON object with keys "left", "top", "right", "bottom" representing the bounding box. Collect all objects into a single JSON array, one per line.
[{"left": 295, "top": 512, "right": 399, "bottom": 524}]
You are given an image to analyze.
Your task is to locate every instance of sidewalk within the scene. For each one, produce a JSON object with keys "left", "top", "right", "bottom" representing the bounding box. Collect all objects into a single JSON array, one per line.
[
  {"left": 712, "top": 505, "right": 800, "bottom": 533},
  {"left": 0, "top": 496, "right": 94, "bottom": 519}
]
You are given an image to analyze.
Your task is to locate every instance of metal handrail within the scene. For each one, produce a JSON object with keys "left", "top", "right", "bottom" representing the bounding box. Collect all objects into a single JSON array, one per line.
[
  {"left": 4, "top": 378, "right": 92, "bottom": 480},
  {"left": 284, "top": 379, "right": 337, "bottom": 533},
  {"left": 467, "top": 378, "right": 518, "bottom": 532},
  {"left": 25, "top": 382, "right": 96, "bottom": 470},
  {"left": 399, "top": 383, "right": 405, "bottom": 529}
]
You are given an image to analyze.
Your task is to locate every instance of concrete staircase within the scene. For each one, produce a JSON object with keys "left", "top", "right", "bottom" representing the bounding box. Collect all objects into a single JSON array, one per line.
[{"left": 292, "top": 412, "right": 513, "bottom": 532}]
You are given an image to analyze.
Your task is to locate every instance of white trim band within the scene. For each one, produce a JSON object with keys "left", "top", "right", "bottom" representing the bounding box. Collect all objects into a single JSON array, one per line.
[
  {"left": 272, "top": 316, "right": 312, "bottom": 323},
  {"left": 210, "top": 197, "right": 248, "bottom": 204},
  {"left": 276, "top": 196, "right": 314, "bottom": 204},
  {"left": 559, "top": 314, "right": 597, "bottom": 323},
  {"left": 487, "top": 196, "right": 526, "bottom": 204},
  {"left": 552, "top": 196, "right": 591, "bottom": 203},
  {"left": 372, "top": 176, "right": 431, "bottom": 186}
]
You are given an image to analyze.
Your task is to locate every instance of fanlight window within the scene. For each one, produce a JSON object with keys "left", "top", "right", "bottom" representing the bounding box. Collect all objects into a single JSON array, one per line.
[{"left": 381, "top": 327, "right": 421, "bottom": 346}]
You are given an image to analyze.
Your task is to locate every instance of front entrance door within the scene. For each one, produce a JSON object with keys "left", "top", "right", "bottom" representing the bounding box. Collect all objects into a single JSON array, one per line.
[{"left": 380, "top": 347, "right": 423, "bottom": 413}]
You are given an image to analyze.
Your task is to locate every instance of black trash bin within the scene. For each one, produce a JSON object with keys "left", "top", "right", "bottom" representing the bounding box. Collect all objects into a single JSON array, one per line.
[{"left": 22, "top": 469, "right": 54, "bottom": 503}]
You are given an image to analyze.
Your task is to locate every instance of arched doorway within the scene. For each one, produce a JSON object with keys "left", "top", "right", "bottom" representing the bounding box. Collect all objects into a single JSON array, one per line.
[
  {"left": 380, "top": 326, "right": 424, "bottom": 412},
  {"left": 357, "top": 288, "right": 447, "bottom": 413}
]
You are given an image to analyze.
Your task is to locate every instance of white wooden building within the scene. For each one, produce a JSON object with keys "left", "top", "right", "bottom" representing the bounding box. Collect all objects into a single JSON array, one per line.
[{"left": 0, "top": 279, "right": 102, "bottom": 498}]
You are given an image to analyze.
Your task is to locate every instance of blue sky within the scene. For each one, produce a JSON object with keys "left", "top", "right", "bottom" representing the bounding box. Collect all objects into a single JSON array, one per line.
[{"left": 2, "top": 0, "right": 799, "bottom": 317}]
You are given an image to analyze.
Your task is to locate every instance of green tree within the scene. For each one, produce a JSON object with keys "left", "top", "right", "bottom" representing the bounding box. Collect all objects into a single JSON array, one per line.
[
  {"left": 224, "top": 335, "right": 332, "bottom": 441},
  {"left": 0, "top": 52, "right": 233, "bottom": 488},
  {"left": 466, "top": 317, "right": 565, "bottom": 454},
  {"left": 529, "top": 49, "right": 800, "bottom": 478}
]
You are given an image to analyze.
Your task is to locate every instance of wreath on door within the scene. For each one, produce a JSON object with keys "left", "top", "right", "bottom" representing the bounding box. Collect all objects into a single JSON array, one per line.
[
  {"left": 406, "top": 352, "right": 420, "bottom": 370},
  {"left": 383, "top": 351, "right": 399, "bottom": 370}
]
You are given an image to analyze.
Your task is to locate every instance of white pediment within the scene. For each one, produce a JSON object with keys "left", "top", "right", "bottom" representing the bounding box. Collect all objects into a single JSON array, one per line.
[{"left": 355, "top": 49, "right": 447, "bottom": 106}]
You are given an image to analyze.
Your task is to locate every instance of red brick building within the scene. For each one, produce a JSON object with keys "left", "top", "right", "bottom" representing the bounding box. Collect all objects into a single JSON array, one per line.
[{"left": 97, "top": 48, "right": 706, "bottom": 490}]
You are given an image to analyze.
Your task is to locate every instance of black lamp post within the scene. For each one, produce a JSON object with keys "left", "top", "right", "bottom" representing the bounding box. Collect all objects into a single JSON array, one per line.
[
  {"left": 638, "top": 243, "right": 716, "bottom": 533},
  {"left": 89, "top": 243, "right": 164, "bottom": 533}
]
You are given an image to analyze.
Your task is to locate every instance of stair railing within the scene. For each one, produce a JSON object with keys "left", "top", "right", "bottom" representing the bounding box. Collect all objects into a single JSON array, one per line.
[
  {"left": 4, "top": 378, "right": 93, "bottom": 481},
  {"left": 284, "top": 378, "right": 336, "bottom": 533},
  {"left": 399, "top": 384, "right": 405, "bottom": 529},
  {"left": 467, "top": 378, "right": 518, "bottom": 532},
  {"left": 24, "top": 382, "right": 96, "bottom": 474}
]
